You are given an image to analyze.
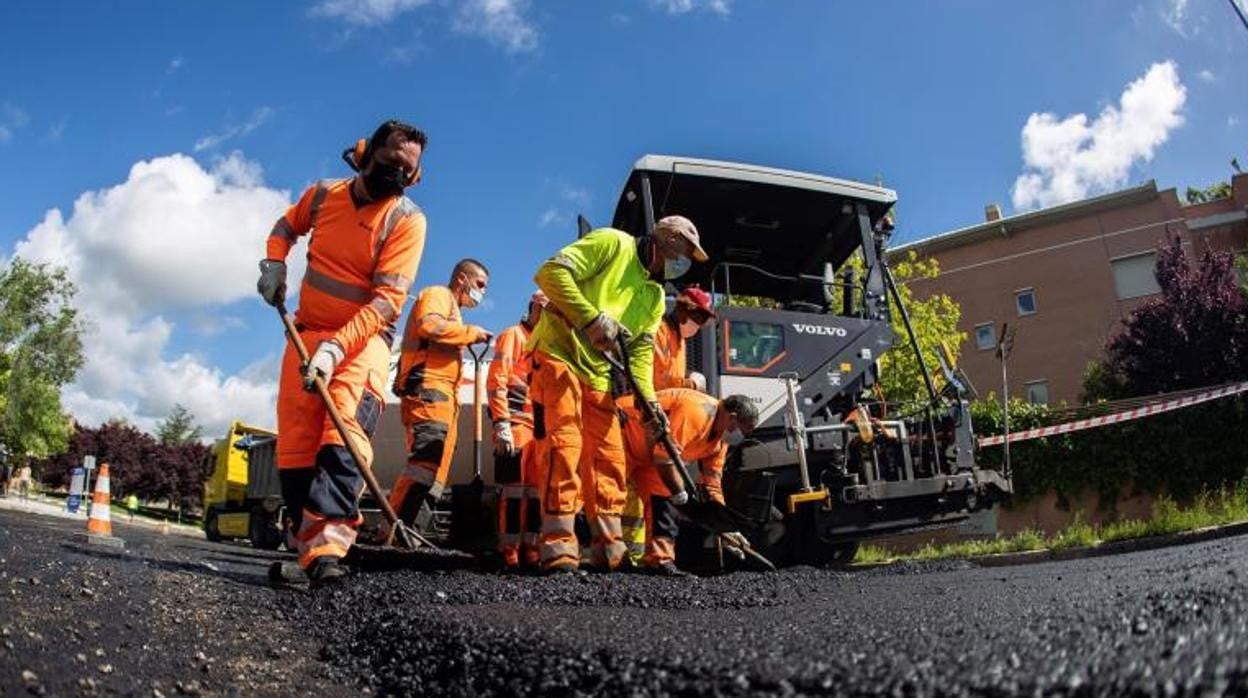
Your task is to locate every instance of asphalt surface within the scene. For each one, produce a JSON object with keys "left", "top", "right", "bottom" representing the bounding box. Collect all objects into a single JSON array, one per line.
[{"left": 3, "top": 506, "right": 1248, "bottom": 696}]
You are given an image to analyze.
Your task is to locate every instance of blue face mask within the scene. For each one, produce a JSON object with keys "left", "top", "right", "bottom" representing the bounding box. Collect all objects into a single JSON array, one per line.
[
  {"left": 664, "top": 255, "right": 692, "bottom": 280},
  {"left": 724, "top": 428, "right": 744, "bottom": 447}
]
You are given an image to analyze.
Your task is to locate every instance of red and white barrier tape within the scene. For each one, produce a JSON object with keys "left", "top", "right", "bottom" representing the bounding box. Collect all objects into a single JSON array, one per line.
[{"left": 977, "top": 381, "right": 1248, "bottom": 448}]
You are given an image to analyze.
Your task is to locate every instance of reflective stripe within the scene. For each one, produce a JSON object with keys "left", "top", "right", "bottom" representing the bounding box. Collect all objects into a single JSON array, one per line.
[
  {"left": 306, "top": 267, "right": 371, "bottom": 303},
  {"left": 541, "top": 513, "right": 576, "bottom": 535},
  {"left": 619, "top": 515, "right": 645, "bottom": 529},
  {"left": 501, "top": 485, "right": 526, "bottom": 498},
  {"left": 541, "top": 539, "right": 579, "bottom": 563},
  {"left": 270, "top": 217, "right": 296, "bottom": 243},
  {"left": 309, "top": 181, "right": 331, "bottom": 227},
  {"left": 593, "top": 514, "right": 623, "bottom": 539},
  {"left": 372, "top": 272, "right": 411, "bottom": 289},
  {"left": 374, "top": 198, "right": 421, "bottom": 267},
  {"left": 370, "top": 296, "right": 397, "bottom": 322},
  {"left": 401, "top": 464, "right": 437, "bottom": 486}
]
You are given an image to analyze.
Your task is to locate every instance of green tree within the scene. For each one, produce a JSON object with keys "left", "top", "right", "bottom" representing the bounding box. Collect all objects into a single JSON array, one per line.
[
  {"left": 1184, "top": 181, "right": 1232, "bottom": 204},
  {"left": 155, "top": 403, "right": 203, "bottom": 445},
  {"left": 0, "top": 259, "right": 84, "bottom": 458},
  {"left": 831, "top": 250, "right": 966, "bottom": 407}
]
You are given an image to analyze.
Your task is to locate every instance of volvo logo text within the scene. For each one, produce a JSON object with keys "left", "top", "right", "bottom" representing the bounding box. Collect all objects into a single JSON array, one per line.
[{"left": 792, "top": 323, "right": 848, "bottom": 337}]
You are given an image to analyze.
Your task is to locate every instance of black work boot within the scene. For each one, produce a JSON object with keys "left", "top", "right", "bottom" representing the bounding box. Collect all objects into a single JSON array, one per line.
[
  {"left": 267, "top": 560, "right": 305, "bottom": 586},
  {"left": 648, "top": 561, "right": 693, "bottom": 578},
  {"left": 307, "top": 556, "right": 348, "bottom": 589}
]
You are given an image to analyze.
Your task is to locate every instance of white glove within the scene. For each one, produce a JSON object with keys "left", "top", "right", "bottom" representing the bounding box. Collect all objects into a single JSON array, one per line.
[
  {"left": 493, "top": 421, "right": 515, "bottom": 456},
  {"left": 669, "top": 489, "right": 689, "bottom": 506},
  {"left": 303, "top": 341, "right": 345, "bottom": 390},
  {"left": 721, "top": 531, "right": 750, "bottom": 549},
  {"left": 583, "top": 313, "right": 624, "bottom": 353},
  {"left": 257, "top": 259, "right": 287, "bottom": 307},
  {"left": 685, "top": 371, "right": 707, "bottom": 392}
]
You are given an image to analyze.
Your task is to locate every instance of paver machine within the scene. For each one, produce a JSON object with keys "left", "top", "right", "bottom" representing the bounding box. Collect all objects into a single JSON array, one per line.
[{"left": 606, "top": 155, "right": 1013, "bottom": 566}]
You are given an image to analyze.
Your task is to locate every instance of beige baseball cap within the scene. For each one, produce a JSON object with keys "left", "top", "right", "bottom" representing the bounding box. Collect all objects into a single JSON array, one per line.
[{"left": 655, "top": 215, "right": 708, "bottom": 262}]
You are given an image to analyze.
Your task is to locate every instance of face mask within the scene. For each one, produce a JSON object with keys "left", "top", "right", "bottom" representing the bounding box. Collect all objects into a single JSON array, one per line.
[
  {"left": 724, "top": 428, "right": 745, "bottom": 447},
  {"left": 664, "top": 255, "right": 692, "bottom": 280},
  {"left": 363, "top": 162, "right": 407, "bottom": 200},
  {"left": 680, "top": 318, "right": 701, "bottom": 339},
  {"left": 467, "top": 286, "right": 485, "bottom": 306}
]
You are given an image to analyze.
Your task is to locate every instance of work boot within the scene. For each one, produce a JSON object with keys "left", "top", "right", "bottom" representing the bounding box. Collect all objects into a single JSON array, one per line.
[
  {"left": 647, "top": 561, "right": 692, "bottom": 578},
  {"left": 267, "top": 560, "right": 305, "bottom": 586},
  {"left": 543, "top": 558, "right": 580, "bottom": 576},
  {"left": 307, "top": 556, "right": 348, "bottom": 589}
]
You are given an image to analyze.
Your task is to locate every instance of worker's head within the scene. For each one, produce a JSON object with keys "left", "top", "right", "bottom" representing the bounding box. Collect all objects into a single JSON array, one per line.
[
  {"left": 450, "top": 258, "right": 489, "bottom": 309},
  {"left": 672, "top": 285, "right": 715, "bottom": 338},
  {"left": 717, "top": 394, "right": 759, "bottom": 447},
  {"left": 647, "top": 216, "right": 707, "bottom": 281},
  {"left": 350, "top": 120, "right": 427, "bottom": 200},
  {"left": 525, "top": 289, "right": 548, "bottom": 327}
]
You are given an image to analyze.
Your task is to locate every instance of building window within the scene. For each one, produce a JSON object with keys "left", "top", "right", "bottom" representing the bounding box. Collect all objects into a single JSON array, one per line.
[
  {"left": 974, "top": 322, "right": 996, "bottom": 351},
  {"left": 1025, "top": 380, "right": 1049, "bottom": 405},
  {"left": 1015, "top": 288, "right": 1037, "bottom": 316},
  {"left": 1110, "top": 252, "right": 1161, "bottom": 300}
]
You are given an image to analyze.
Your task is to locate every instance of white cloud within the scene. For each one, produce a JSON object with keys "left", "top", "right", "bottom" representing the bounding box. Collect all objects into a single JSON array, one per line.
[
  {"left": 1197, "top": 68, "right": 1215, "bottom": 82},
  {"left": 194, "top": 106, "right": 275, "bottom": 152},
  {"left": 649, "top": 0, "right": 731, "bottom": 15},
  {"left": 1160, "top": 0, "right": 1193, "bottom": 36},
  {"left": 452, "top": 0, "right": 539, "bottom": 53},
  {"left": 538, "top": 207, "right": 565, "bottom": 228},
  {"left": 0, "top": 103, "right": 29, "bottom": 144},
  {"left": 46, "top": 117, "right": 67, "bottom": 143},
  {"left": 1231, "top": 116, "right": 1240, "bottom": 128},
  {"left": 9, "top": 152, "right": 300, "bottom": 435},
  {"left": 167, "top": 56, "right": 184, "bottom": 74},
  {"left": 1011, "top": 61, "right": 1186, "bottom": 211},
  {"left": 309, "top": 0, "right": 431, "bottom": 26}
]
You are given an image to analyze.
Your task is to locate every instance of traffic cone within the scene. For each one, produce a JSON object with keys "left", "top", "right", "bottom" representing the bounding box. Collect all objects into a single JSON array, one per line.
[{"left": 74, "top": 463, "right": 125, "bottom": 549}]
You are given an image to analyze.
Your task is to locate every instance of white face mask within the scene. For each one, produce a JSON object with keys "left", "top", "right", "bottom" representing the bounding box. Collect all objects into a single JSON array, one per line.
[
  {"left": 724, "top": 428, "right": 744, "bottom": 447},
  {"left": 679, "top": 318, "right": 701, "bottom": 339},
  {"left": 664, "top": 255, "right": 692, "bottom": 280},
  {"left": 467, "top": 286, "right": 485, "bottom": 306}
]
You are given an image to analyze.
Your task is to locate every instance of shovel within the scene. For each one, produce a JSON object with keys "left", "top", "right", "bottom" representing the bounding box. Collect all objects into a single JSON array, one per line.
[
  {"left": 602, "top": 335, "right": 776, "bottom": 571},
  {"left": 449, "top": 341, "right": 497, "bottom": 552},
  {"left": 275, "top": 303, "right": 433, "bottom": 553}
]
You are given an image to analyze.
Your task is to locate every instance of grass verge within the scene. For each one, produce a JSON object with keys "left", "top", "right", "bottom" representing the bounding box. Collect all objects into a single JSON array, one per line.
[{"left": 853, "top": 483, "right": 1248, "bottom": 564}]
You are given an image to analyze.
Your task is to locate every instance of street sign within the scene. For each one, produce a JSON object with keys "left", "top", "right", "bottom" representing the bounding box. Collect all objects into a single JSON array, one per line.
[
  {"left": 67, "top": 467, "right": 86, "bottom": 513},
  {"left": 84, "top": 455, "right": 96, "bottom": 472}
]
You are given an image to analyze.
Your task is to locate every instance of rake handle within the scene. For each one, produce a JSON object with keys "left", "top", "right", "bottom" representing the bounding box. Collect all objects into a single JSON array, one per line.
[{"left": 276, "top": 303, "right": 418, "bottom": 549}]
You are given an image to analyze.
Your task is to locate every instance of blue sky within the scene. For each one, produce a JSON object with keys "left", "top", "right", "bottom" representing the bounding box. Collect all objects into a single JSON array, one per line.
[{"left": 0, "top": 0, "right": 1244, "bottom": 435}]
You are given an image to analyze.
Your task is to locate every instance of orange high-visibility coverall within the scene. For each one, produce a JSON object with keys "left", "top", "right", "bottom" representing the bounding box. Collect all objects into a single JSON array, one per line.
[
  {"left": 622, "top": 388, "right": 727, "bottom": 569},
  {"left": 529, "top": 229, "right": 664, "bottom": 571},
  {"left": 269, "top": 179, "right": 425, "bottom": 569},
  {"left": 652, "top": 317, "right": 688, "bottom": 392},
  {"left": 388, "top": 285, "right": 486, "bottom": 528},
  {"left": 487, "top": 322, "right": 539, "bottom": 567}
]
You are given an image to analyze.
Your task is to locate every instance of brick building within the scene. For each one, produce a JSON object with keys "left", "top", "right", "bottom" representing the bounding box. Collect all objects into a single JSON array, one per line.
[{"left": 890, "top": 172, "right": 1248, "bottom": 405}]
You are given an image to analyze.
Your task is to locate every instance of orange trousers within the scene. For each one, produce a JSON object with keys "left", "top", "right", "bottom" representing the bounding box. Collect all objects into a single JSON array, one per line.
[
  {"left": 530, "top": 352, "right": 627, "bottom": 571},
  {"left": 387, "top": 380, "right": 460, "bottom": 527},
  {"left": 495, "top": 421, "right": 539, "bottom": 567},
  {"left": 276, "top": 329, "right": 388, "bottom": 569}
]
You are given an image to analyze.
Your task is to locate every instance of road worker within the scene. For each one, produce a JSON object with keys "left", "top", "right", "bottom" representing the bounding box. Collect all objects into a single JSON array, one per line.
[
  {"left": 258, "top": 120, "right": 426, "bottom": 586},
  {"left": 387, "top": 259, "right": 492, "bottom": 534},
  {"left": 653, "top": 285, "right": 715, "bottom": 392},
  {"left": 621, "top": 389, "right": 758, "bottom": 575},
  {"left": 530, "top": 216, "right": 707, "bottom": 573},
  {"left": 488, "top": 290, "right": 546, "bottom": 569}
]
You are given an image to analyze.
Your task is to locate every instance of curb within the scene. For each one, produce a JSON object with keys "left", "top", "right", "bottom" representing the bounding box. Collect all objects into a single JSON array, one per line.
[{"left": 852, "top": 520, "right": 1248, "bottom": 570}]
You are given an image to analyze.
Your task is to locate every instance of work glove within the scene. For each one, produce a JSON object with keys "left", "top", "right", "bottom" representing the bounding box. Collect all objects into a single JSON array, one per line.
[
  {"left": 643, "top": 400, "right": 670, "bottom": 441},
  {"left": 685, "top": 371, "right": 707, "bottom": 392},
  {"left": 583, "top": 312, "right": 625, "bottom": 354},
  {"left": 669, "top": 489, "right": 689, "bottom": 506},
  {"left": 257, "top": 259, "right": 287, "bottom": 307},
  {"left": 471, "top": 326, "right": 493, "bottom": 345},
  {"left": 303, "top": 341, "right": 345, "bottom": 391},
  {"left": 493, "top": 421, "right": 515, "bottom": 457},
  {"left": 721, "top": 531, "right": 750, "bottom": 549}
]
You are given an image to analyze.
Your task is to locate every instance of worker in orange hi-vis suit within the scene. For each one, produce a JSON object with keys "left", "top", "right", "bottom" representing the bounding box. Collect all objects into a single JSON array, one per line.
[
  {"left": 530, "top": 217, "right": 707, "bottom": 574},
  {"left": 256, "top": 120, "right": 427, "bottom": 587},
  {"left": 488, "top": 290, "right": 547, "bottom": 569},
  {"left": 621, "top": 389, "right": 759, "bottom": 576},
  {"left": 387, "top": 259, "right": 492, "bottom": 535},
  {"left": 652, "top": 285, "right": 716, "bottom": 392}
]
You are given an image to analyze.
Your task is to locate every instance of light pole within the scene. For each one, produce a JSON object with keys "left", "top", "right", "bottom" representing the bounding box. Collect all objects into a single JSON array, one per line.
[{"left": 995, "top": 322, "right": 1017, "bottom": 479}]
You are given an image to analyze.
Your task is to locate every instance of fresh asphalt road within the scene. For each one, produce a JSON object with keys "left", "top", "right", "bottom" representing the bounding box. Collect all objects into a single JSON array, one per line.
[{"left": 2, "top": 506, "right": 1247, "bottom": 696}]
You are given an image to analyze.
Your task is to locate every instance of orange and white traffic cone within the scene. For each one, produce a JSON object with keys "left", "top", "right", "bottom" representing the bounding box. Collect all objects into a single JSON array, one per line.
[{"left": 74, "top": 463, "right": 125, "bottom": 549}]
